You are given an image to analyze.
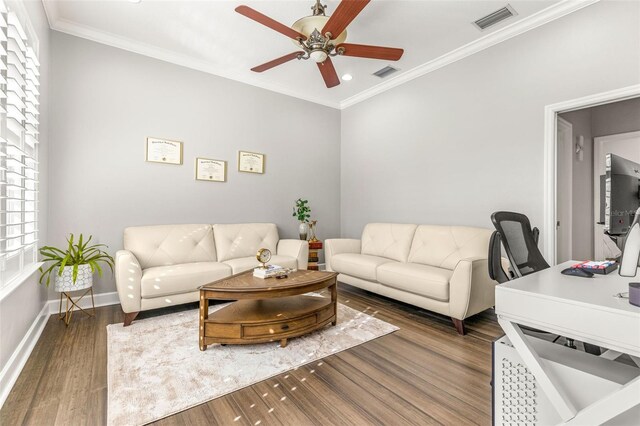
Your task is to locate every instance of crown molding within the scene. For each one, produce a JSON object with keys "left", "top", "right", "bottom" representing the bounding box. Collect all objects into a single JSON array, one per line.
[
  {"left": 43, "top": 5, "right": 341, "bottom": 109},
  {"left": 339, "top": 0, "right": 599, "bottom": 109},
  {"left": 41, "top": 0, "right": 598, "bottom": 111}
]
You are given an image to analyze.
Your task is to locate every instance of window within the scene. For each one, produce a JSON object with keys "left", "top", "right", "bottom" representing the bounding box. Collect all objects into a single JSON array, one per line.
[{"left": 0, "top": 0, "right": 40, "bottom": 288}]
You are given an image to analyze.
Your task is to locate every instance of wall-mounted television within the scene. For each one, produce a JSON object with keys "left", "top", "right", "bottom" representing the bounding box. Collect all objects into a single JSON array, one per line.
[{"left": 604, "top": 153, "right": 640, "bottom": 236}]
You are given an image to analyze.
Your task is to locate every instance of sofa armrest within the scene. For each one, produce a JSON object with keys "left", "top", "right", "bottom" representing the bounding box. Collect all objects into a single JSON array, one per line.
[
  {"left": 449, "top": 256, "right": 496, "bottom": 320},
  {"left": 115, "top": 249, "right": 143, "bottom": 313},
  {"left": 325, "top": 239, "right": 361, "bottom": 272},
  {"left": 277, "top": 239, "right": 309, "bottom": 270}
]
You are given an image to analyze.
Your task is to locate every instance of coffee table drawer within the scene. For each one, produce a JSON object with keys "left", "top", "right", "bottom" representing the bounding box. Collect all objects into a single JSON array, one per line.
[
  {"left": 205, "top": 323, "right": 241, "bottom": 339},
  {"left": 316, "top": 304, "right": 335, "bottom": 323},
  {"left": 243, "top": 315, "right": 317, "bottom": 338}
]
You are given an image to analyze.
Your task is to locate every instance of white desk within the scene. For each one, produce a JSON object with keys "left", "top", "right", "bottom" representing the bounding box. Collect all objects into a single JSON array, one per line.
[{"left": 495, "top": 261, "right": 640, "bottom": 425}]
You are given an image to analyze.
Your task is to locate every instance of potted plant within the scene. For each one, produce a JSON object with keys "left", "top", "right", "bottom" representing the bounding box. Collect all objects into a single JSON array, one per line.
[
  {"left": 39, "top": 233, "right": 114, "bottom": 292},
  {"left": 292, "top": 198, "right": 311, "bottom": 240}
]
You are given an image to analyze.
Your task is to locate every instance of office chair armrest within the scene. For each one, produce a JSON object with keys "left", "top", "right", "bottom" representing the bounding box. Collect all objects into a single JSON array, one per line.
[{"left": 450, "top": 257, "right": 497, "bottom": 320}]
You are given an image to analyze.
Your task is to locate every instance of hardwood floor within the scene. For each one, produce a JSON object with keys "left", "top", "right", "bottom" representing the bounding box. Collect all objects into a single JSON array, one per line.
[{"left": 1, "top": 284, "right": 505, "bottom": 425}]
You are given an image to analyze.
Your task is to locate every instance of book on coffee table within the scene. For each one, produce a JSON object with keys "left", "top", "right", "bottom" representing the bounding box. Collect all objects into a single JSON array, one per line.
[{"left": 253, "top": 265, "right": 284, "bottom": 279}]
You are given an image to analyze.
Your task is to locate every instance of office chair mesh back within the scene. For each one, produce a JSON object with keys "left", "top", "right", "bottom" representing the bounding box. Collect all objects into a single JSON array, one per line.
[
  {"left": 491, "top": 212, "right": 550, "bottom": 278},
  {"left": 488, "top": 231, "right": 510, "bottom": 283}
]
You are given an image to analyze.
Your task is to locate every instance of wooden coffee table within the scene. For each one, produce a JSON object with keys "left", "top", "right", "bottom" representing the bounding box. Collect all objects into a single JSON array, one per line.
[{"left": 199, "top": 269, "right": 338, "bottom": 350}]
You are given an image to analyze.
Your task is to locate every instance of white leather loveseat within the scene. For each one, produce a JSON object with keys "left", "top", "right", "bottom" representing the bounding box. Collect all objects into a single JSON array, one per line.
[
  {"left": 115, "top": 223, "right": 308, "bottom": 326},
  {"left": 325, "top": 223, "right": 495, "bottom": 334}
]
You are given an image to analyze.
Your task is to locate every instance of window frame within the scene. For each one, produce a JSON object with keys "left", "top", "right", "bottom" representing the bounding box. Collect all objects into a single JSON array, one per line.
[{"left": 0, "top": 0, "right": 41, "bottom": 292}]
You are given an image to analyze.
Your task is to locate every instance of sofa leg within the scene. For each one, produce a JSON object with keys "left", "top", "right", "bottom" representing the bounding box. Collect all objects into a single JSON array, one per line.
[
  {"left": 123, "top": 311, "right": 139, "bottom": 327},
  {"left": 451, "top": 318, "right": 466, "bottom": 335}
]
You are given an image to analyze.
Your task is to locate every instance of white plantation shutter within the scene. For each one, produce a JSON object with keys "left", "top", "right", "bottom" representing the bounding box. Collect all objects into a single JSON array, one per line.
[{"left": 0, "top": 0, "right": 39, "bottom": 287}]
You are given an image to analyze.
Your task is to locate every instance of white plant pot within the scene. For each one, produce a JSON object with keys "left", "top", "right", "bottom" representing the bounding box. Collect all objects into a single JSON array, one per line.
[
  {"left": 54, "top": 264, "right": 93, "bottom": 292},
  {"left": 299, "top": 222, "right": 309, "bottom": 240}
]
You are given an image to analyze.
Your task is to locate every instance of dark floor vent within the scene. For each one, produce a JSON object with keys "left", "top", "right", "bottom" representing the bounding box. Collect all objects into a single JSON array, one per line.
[
  {"left": 373, "top": 66, "right": 398, "bottom": 78},
  {"left": 473, "top": 5, "right": 517, "bottom": 30}
]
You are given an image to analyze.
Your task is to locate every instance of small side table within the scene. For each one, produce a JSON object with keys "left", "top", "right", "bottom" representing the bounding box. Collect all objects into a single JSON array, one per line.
[
  {"left": 308, "top": 240, "right": 322, "bottom": 270},
  {"left": 58, "top": 287, "right": 96, "bottom": 326}
]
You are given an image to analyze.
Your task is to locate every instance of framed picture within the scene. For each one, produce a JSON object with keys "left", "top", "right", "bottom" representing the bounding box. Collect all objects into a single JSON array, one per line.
[
  {"left": 195, "top": 157, "right": 227, "bottom": 182},
  {"left": 238, "top": 151, "right": 265, "bottom": 174},
  {"left": 146, "top": 137, "right": 183, "bottom": 165}
]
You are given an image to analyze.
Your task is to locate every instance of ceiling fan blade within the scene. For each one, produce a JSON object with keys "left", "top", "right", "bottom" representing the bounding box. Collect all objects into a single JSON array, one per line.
[
  {"left": 251, "top": 52, "right": 302, "bottom": 73},
  {"left": 337, "top": 43, "right": 404, "bottom": 61},
  {"left": 317, "top": 57, "right": 340, "bottom": 88},
  {"left": 235, "top": 5, "right": 306, "bottom": 40},
  {"left": 322, "top": 0, "right": 370, "bottom": 39}
]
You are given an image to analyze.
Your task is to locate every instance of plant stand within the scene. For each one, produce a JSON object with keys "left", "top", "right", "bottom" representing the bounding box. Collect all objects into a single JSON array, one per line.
[{"left": 58, "top": 287, "right": 95, "bottom": 326}]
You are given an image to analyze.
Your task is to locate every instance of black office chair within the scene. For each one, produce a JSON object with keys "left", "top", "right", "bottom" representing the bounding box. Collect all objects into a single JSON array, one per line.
[
  {"left": 488, "top": 211, "right": 579, "bottom": 349},
  {"left": 490, "top": 211, "right": 549, "bottom": 278}
]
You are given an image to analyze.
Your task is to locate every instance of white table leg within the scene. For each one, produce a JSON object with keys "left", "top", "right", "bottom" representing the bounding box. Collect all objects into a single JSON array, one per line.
[
  {"left": 498, "top": 317, "right": 578, "bottom": 421},
  {"left": 563, "top": 376, "right": 640, "bottom": 425}
]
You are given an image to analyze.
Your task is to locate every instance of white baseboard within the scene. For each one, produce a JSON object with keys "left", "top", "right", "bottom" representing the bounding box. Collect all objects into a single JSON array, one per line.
[
  {"left": 0, "top": 291, "right": 120, "bottom": 410},
  {"left": 0, "top": 303, "right": 49, "bottom": 409},
  {"left": 46, "top": 290, "right": 121, "bottom": 315}
]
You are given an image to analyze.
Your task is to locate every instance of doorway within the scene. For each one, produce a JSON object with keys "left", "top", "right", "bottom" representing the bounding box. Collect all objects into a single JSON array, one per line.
[
  {"left": 593, "top": 131, "right": 640, "bottom": 259},
  {"left": 543, "top": 84, "right": 640, "bottom": 265},
  {"left": 553, "top": 95, "right": 640, "bottom": 263}
]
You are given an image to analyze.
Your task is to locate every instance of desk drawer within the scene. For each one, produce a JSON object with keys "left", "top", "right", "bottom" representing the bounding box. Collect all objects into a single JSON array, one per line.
[{"left": 243, "top": 315, "right": 317, "bottom": 338}]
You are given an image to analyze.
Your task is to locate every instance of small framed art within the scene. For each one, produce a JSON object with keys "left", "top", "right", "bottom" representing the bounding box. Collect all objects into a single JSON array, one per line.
[
  {"left": 195, "top": 158, "right": 227, "bottom": 182},
  {"left": 238, "top": 151, "right": 265, "bottom": 174},
  {"left": 146, "top": 137, "right": 183, "bottom": 165}
]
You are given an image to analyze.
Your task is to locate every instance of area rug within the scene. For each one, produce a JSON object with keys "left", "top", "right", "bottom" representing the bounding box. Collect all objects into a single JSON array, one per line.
[{"left": 106, "top": 301, "right": 398, "bottom": 425}]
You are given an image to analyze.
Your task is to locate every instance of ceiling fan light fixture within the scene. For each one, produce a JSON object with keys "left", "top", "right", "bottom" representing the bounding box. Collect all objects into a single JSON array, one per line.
[
  {"left": 291, "top": 15, "right": 347, "bottom": 45},
  {"left": 310, "top": 49, "right": 328, "bottom": 63}
]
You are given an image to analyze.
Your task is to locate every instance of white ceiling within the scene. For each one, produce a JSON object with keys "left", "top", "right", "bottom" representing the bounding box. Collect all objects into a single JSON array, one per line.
[{"left": 41, "top": 0, "right": 597, "bottom": 109}]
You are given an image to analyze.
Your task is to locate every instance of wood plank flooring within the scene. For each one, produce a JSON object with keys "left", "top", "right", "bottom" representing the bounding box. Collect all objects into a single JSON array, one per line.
[{"left": 1, "top": 284, "right": 505, "bottom": 425}]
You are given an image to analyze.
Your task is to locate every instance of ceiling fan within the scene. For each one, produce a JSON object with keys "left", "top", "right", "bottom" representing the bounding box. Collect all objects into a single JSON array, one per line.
[{"left": 235, "top": 0, "right": 404, "bottom": 88}]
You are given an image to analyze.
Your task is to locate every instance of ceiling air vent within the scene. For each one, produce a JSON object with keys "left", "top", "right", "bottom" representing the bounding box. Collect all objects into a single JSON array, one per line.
[
  {"left": 373, "top": 66, "right": 398, "bottom": 78},
  {"left": 473, "top": 5, "right": 517, "bottom": 30}
]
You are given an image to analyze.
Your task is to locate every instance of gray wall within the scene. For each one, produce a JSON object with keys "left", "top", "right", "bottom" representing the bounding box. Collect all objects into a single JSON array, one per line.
[
  {"left": 49, "top": 32, "right": 341, "bottom": 297},
  {"left": 0, "top": 0, "right": 50, "bottom": 377},
  {"left": 340, "top": 0, "right": 640, "bottom": 240},
  {"left": 559, "top": 109, "right": 593, "bottom": 260},
  {"left": 592, "top": 97, "right": 640, "bottom": 137}
]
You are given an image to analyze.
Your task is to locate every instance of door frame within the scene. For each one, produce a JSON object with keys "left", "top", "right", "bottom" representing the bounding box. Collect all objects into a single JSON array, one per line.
[
  {"left": 543, "top": 84, "right": 640, "bottom": 265},
  {"left": 556, "top": 116, "right": 573, "bottom": 263}
]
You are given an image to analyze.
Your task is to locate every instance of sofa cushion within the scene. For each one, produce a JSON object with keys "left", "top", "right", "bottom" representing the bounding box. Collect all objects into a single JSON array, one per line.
[
  {"left": 377, "top": 263, "right": 452, "bottom": 302},
  {"left": 361, "top": 223, "right": 418, "bottom": 262},
  {"left": 223, "top": 255, "right": 298, "bottom": 274},
  {"left": 214, "top": 223, "right": 279, "bottom": 262},
  {"left": 408, "top": 225, "right": 492, "bottom": 270},
  {"left": 124, "top": 224, "right": 217, "bottom": 269},
  {"left": 141, "top": 262, "right": 231, "bottom": 298},
  {"left": 330, "top": 253, "right": 394, "bottom": 281}
]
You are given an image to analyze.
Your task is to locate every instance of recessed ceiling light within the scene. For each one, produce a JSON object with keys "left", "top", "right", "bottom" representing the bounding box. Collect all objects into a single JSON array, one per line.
[
  {"left": 128, "top": 0, "right": 142, "bottom": 3},
  {"left": 341, "top": 74, "right": 353, "bottom": 81}
]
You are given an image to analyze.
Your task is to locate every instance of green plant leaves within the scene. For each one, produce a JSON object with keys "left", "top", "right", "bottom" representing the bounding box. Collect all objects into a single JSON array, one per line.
[
  {"left": 38, "top": 233, "right": 114, "bottom": 288},
  {"left": 294, "top": 198, "right": 312, "bottom": 223}
]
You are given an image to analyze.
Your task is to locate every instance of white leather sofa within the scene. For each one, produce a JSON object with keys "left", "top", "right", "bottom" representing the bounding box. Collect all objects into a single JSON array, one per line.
[
  {"left": 325, "top": 223, "right": 495, "bottom": 334},
  {"left": 115, "top": 223, "right": 308, "bottom": 326}
]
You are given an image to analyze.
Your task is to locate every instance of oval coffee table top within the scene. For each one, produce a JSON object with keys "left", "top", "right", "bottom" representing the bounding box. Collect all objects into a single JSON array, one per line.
[{"left": 199, "top": 269, "right": 338, "bottom": 298}]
